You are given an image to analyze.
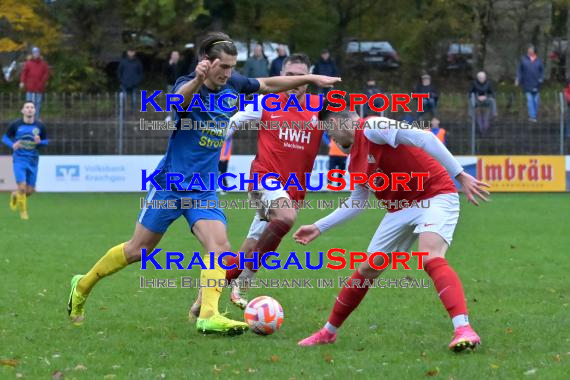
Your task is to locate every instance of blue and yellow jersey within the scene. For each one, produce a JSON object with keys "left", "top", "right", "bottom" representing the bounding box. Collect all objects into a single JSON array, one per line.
[
  {"left": 155, "top": 72, "right": 259, "bottom": 190},
  {"left": 2, "top": 119, "right": 48, "bottom": 159}
]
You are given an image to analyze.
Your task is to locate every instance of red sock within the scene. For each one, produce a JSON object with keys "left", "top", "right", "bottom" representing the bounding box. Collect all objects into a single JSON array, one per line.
[
  {"left": 328, "top": 271, "right": 371, "bottom": 328},
  {"left": 424, "top": 257, "right": 468, "bottom": 318},
  {"left": 246, "top": 219, "right": 292, "bottom": 272},
  {"left": 225, "top": 255, "right": 241, "bottom": 281}
]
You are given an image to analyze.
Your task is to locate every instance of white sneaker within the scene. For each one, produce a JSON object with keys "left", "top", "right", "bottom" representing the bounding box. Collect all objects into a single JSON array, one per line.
[{"left": 230, "top": 279, "right": 249, "bottom": 309}]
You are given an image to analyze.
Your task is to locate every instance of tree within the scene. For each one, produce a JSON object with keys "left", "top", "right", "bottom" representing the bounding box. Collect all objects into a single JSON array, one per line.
[{"left": 0, "top": 0, "right": 60, "bottom": 53}]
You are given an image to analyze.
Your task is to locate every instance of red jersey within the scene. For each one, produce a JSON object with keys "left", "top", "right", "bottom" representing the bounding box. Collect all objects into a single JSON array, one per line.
[
  {"left": 250, "top": 93, "right": 323, "bottom": 202},
  {"left": 348, "top": 122, "right": 457, "bottom": 212}
]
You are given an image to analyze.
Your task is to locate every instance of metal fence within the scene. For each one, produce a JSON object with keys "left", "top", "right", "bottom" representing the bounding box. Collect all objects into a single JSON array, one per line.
[{"left": 1, "top": 91, "right": 569, "bottom": 156}]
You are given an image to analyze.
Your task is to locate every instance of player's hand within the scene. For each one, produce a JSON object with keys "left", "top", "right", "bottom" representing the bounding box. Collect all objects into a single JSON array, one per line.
[
  {"left": 310, "top": 75, "right": 341, "bottom": 88},
  {"left": 293, "top": 224, "right": 321, "bottom": 245},
  {"left": 456, "top": 171, "right": 490, "bottom": 206},
  {"left": 33, "top": 135, "right": 41, "bottom": 144},
  {"left": 12, "top": 141, "right": 22, "bottom": 150},
  {"left": 195, "top": 59, "right": 212, "bottom": 83}
]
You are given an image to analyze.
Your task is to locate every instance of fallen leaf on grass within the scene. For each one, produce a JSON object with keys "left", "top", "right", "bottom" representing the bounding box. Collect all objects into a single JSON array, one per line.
[
  {"left": 505, "top": 328, "right": 513, "bottom": 334},
  {"left": 16, "top": 373, "right": 23, "bottom": 378},
  {"left": 52, "top": 370, "right": 64, "bottom": 379},
  {"left": 270, "top": 355, "right": 280, "bottom": 362},
  {"left": 247, "top": 368, "right": 258, "bottom": 373},
  {"left": 74, "top": 364, "right": 87, "bottom": 371},
  {"left": 425, "top": 367, "right": 439, "bottom": 377},
  {"left": 524, "top": 368, "right": 537, "bottom": 375},
  {"left": 490, "top": 364, "right": 499, "bottom": 369},
  {"left": 212, "top": 365, "right": 222, "bottom": 374},
  {"left": 0, "top": 359, "right": 18, "bottom": 367},
  {"left": 553, "top": 354, "right": 561, "bottom": 362},
  {"left": 323, "top": 354, "right": 334, "bottom": 364}
]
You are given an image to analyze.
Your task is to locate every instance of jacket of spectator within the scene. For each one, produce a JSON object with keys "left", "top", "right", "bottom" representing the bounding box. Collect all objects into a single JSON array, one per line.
[
  {"left": 362, "top": 82, "right": 384, "bottom": 117},
  {"left": 20, "top": 57, "right": 49, "bottom": 93},
  {"left": 244, "top": 56, "right": 269, "bottom": 78},
  {"left": 413, "top": 83, "right": 439, "bottom": 101},
  {"left": 313, "top": 57, "right": 338, "bottom": 77},
  {"left": 165, "top": 61, "right": 187, "bottom": 86},
  {"left": 118, "top": 56, "right": 144, "bottom": 89},
  {"left": 516, "top": 54, "right": 544, "bottom": 93},
  {"left": 469, "top": 79, "right": 494, "bottom": 97},
  {"left": 269, "top": 55, "right": 287, "bottom": 77}
]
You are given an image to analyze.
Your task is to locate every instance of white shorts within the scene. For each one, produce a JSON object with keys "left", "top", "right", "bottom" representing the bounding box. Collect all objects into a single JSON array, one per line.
[
  {"left": 367, "top": 193, "right": 460, "bottom": 253},
  {"left": 246, "top": 188, "right": 291, "bottom": 240},
  {"left": 248, "top": 188, "right": 291, "bottom": 220}
]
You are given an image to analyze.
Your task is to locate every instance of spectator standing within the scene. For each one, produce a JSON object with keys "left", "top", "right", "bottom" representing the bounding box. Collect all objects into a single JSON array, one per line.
[
  {"left": 165, "top": 50, "right": 186, "bottom": 93},
  {"left": 269, "top": 45, "right": 288, "bottom": 77},
  {"left": 362, "top": 79, "right": 384, "bottom": 117},
  {"left": 19, "top": 47, "right": 49, "bottom": 119},
  {"left": 564, "top": 79, "right": 570, "bottom": 138},
  {"left": 118, "top": 48, "right": 144, "bottom": 113},
  {"left": 429, "top": 117, "right": 447, "bottom": 146},
  {"left": 468, "top": 71, "right": 497, "bottom": 135},
  {"left": 313, "top": 49, "right": 338, "bottom": 95},
  {"left": 322, "top": 131, "right": 348, "bottom": 184},
  {"left": 244, "top": 43, "right": 269, "bottom": 78},
  {"left": 516, "top": 45, "right": 544, "bottom": 122},
  {"left": 413, "top": 73, "right": 439, "bottom": 119}
]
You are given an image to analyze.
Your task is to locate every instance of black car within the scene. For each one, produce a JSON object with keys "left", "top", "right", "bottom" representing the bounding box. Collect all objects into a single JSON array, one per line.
[{"left": 345, "top": 41, "right": 401, "bottom": 69}]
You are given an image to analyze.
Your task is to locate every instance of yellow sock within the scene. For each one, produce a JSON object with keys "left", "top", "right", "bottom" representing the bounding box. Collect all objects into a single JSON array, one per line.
[
  {"left": 77, "top": 243, "right": 128, "bottom": 295},
  {"left": 17, "top": 193, "right": 27, "bottom": 212},
  {"left": 199, "top": 254, "right": 226, "bottom": 319}
]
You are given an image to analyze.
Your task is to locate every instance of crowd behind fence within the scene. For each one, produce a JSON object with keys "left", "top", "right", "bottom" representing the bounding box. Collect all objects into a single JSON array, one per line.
[{"left": 1, "top": 91, "right": 570, "bottom": 156}]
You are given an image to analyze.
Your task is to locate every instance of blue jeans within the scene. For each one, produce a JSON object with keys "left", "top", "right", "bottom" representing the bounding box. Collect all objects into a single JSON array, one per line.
[
  {"left": 525, "top": 92, "right": 540, "bottom": 119},
  {"left": 26, "top": 92, "right": 43, "bottom": 118},
  {"left": 419, "top": 98, "right": 437, "bottom": 117}
]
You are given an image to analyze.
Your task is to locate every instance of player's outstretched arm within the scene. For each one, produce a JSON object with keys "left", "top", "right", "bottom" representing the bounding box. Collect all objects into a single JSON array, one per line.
[
  {"left": 226, "top": 95, "right": 264, "bottom": 140},
  {"left": 363, "top": 118, "right": 490, "bottom": 205},
  {"left": 293, "top": 185, "right": 369, "bottom": 245},
  {"left": 257, "top": 74, "right": 341, "bottom": 94}
]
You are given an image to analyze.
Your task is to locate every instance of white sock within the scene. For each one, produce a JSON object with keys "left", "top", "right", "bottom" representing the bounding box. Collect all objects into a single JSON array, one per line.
[
  {"left": 452, "top": 314, "right": 469, "bottom": 329},
  {"left": 324, "top": 322, "right": 337, "bottom": 334},
  {"left": 238, "top": 267, "right": 256, "bottom": 281}
]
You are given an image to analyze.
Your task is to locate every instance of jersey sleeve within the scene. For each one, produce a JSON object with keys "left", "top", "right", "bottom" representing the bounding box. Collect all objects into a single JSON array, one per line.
[
  {"left": 231, "top": 72, "right": 260, "bottom": 94},
  {"left": 37, "top": 122, "right": 48, "bottom": 146},
  {"left": 363, "top": 117, "right": 398, "bottom": 147},
  {"left": 226, "top": 95, "right": 264, "bottom": 140},
  {"left": 2, "top": 122, "right": 17, "bottom": 149},
  {"left": 314, "top": 185, "right": 370, "bottom": 233},
  {"left": 173, "top": 73, "right": 196, "bottom": 93}
]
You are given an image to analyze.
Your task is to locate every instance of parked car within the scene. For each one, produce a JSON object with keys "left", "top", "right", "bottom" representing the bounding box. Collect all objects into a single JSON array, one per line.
[
  {"left": 444, "top": 42, "right": 474, "bottom": 71},
  {"left": 344, "top": 40, "right": 401, "bottom": 69},
  {"left": 234, "top": 41, "right": 290, "bottom": 63}
]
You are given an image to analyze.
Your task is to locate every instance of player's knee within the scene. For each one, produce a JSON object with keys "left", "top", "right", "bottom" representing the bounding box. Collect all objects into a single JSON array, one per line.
[
  {"left": 271, "top": 210, "right": 296, "bottom": 229},
  {"left": 358, "top": 257, "right": 386, "bottom": 279},
  {"left": 124, "top": 240, "right": 158, "bottom": 262},
  {"left": 209, "top": 240, "right": 232, "bottom": 256}
]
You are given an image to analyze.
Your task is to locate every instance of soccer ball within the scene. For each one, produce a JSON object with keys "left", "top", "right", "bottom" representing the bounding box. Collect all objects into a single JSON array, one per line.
[{"left": 244, "top": 296, "right": 284, "bottom": 335}]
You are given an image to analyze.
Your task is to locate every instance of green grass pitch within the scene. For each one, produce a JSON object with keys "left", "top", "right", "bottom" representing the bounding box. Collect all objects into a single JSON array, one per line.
[{"left": 1, "top": 192, "right": 569, "bottom": 379}]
